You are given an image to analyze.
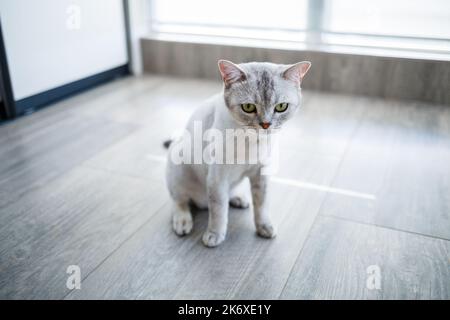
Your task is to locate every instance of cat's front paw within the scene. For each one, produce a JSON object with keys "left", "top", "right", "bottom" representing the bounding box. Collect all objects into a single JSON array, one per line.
[
  {"left": 256, "top": 223, "right": 277, "bottom": 239},
  {"left": 202, "top": 230, "right": 226, "bottom": 247}
]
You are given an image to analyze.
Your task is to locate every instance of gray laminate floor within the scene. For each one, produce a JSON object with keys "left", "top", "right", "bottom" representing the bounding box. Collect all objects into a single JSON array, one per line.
[{"left": 0, "top": 75, "right": 449, "bottom": 299}]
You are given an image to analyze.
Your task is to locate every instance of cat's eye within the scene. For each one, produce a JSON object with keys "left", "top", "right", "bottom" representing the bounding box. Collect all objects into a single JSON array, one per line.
[
  {"left": 241, "top": 103, "right": 257, "bottom": 113},
  {"left": 275, "top": 102, "right": 289, "bottom": 112}
]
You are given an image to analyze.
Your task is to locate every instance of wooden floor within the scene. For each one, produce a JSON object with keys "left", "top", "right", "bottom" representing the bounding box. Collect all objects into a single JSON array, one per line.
[{"left": 0, "top": 75, "right": 449, "bottom": 299}]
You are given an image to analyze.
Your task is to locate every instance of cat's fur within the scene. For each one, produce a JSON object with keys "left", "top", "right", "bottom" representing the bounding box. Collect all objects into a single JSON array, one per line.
[{"left": 166, "top": 60, "right": 311, "bottom": 247}]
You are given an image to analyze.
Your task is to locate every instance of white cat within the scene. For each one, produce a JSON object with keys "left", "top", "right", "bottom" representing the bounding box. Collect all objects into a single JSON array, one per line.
[{"left": 165, "top": 60, "right": 311, "bottom": 247}]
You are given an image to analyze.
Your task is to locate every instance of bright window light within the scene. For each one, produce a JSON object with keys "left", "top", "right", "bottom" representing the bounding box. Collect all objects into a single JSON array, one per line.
[
  {"left": 150, "top": 0, "right": 450, "bottom": 54},
  {"left": 151, "top": 0, "right": 308, "bottom": 30},
  {"left": 324, "top": 0, "right": 450, "bottom": 39}
]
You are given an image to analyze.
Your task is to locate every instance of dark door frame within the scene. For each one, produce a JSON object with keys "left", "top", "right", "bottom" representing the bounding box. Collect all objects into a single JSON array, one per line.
[{"left": 0, "top": 16, "right": 16, "bottom": 120}]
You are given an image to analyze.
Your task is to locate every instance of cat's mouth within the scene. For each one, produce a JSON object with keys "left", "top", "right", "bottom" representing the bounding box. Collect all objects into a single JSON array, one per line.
[{"left": 242, "top": 124, "right": 281, "bottom": 132}]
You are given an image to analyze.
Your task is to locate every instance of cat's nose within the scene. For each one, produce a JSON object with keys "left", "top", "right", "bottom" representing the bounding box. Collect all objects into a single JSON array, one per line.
[{"left": 260, "top": 122, "right": 271, "bottom": 129}]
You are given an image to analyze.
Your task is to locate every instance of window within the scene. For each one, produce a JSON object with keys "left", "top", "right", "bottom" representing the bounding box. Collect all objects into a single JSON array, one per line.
[
  {"left": 149, "top": 0, "right": 450, "bottom": 54},
  {"left": 151, "top": 0, "right": 308, "bottom": 31},
  {"left": 150, "top": 0, "right": 308, "bottom": 41},
  {"left": 323, "top": 0, "right": 450, "bottom": 39}
]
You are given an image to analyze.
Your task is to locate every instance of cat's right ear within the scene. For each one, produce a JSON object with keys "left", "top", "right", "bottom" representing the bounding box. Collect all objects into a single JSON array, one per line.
[{"left": 218, "top": 60, "right": 247, "bottom": 87}]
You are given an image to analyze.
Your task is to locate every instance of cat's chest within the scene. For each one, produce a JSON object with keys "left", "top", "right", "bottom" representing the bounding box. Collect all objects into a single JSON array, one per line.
[
  {"left": 229, "top": 132, "right": 275, "bottom": 163},
  {"left": 220, "top": 163, "right": 260, "bottom": 185}
]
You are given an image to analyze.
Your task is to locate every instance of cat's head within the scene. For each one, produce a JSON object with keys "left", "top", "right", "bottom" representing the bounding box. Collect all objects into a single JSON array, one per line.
[{"left": 218, "top": 60, "right": 311, "bottom": 130}]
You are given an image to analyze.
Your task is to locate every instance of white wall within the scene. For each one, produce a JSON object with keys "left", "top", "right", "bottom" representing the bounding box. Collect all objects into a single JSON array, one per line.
[
  {"left": 127, "top": 0, "right": 151, "bottom": 75},
  {"left": 0, "top": 0, "right": 128, "bottom": 100}
]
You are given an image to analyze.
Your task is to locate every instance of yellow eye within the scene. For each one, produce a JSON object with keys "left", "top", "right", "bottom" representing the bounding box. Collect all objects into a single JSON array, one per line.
[
  {"left": 241, "top": 103, "right": 256, "bottom": 113},
  {"left": 275, "top": 102, "right": 289, "bottom": 112}
]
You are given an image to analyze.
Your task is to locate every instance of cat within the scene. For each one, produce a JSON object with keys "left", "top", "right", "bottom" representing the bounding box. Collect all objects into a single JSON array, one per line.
[{"left": 165, "top": 60, "right": 311, "bottom": 247}]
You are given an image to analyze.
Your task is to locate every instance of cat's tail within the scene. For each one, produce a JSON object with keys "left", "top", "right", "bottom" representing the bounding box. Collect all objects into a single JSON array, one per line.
[{"left": 163, "top": 139, "right": 173, "bottom": 149}]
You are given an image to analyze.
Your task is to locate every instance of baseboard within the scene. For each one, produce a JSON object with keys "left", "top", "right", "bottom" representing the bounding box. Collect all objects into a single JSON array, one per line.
[{"left": 15, "top": 64, "right": 130, "bottom": 116}]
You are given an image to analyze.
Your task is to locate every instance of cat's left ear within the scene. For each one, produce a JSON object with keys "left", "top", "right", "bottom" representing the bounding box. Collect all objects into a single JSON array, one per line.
[{"left": 283, "top": 61, "right": 311, "bottom": 86}]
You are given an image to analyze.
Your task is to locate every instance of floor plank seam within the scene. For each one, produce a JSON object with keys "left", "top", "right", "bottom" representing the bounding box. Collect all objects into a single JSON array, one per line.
[
  {"left": 277, "top": 216, "right": 320, "bottom": 299},
  {"left": 80, "top": 163, "right": 166, "bottom": 185},
  {"left": 73, "top": 129, "right": 146, "bottom": 170},
  {"left": 138, "top": 232, "right": 205, "bottom": 300},
  {"left": 319, "top": 213, "right": 450, "bottom": 242},
  {"left": 61, "top": 200, "right": 170, "bottom": 300}
]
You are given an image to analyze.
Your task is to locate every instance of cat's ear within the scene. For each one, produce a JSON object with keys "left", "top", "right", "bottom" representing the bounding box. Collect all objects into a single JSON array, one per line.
[
  {"left": 283, "top": 61, "right": 311, "bottom": 86},
  {"left": 218, "top": 60, "right": 247, "bottom": 87}
]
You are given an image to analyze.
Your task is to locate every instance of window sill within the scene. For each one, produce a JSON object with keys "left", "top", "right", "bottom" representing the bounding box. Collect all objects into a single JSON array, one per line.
[{"left": 144, "top": 31, "right": 450, "bottom": 62}]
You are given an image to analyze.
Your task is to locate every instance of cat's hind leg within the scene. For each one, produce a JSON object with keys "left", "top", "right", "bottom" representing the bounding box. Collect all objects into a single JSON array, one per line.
[
  {"left": 166, "top": 161, "right": 199, "bottom": 236},
  {"left": 172, "top": 201, "right": 193, "bottom": 236},
  {"left": 229, "top": 178, "right": 250, "bottom": 209},
  {"left": 229, "top": 196, "right": 250, "bottom": 209}
]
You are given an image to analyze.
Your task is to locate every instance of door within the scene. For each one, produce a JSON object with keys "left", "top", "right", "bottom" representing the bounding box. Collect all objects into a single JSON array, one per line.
[{"left": 0, "top": 0, "right": 129, "bottom": 118}]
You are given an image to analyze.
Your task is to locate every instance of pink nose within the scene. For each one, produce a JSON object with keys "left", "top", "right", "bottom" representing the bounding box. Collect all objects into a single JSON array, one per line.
[{"left": 260, "top": 122, "right": 271, "bottom": 129}]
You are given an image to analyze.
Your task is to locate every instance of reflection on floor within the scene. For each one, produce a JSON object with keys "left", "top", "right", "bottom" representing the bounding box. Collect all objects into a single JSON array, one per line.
[{"left": 0, "top": 75, "right": 449, "bottom": 299}]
